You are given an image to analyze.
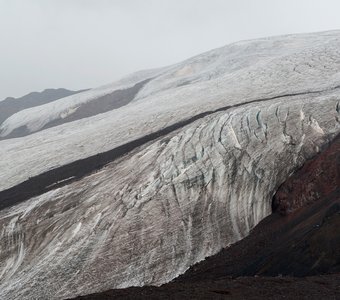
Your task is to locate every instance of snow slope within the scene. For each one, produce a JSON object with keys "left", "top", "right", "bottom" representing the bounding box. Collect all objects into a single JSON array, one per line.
[
  {"left": 1, "top": 31, "right": 340, "bottom": 192},
  {"left": 0, "top": 31, "right": 340, "bottom": 299}
]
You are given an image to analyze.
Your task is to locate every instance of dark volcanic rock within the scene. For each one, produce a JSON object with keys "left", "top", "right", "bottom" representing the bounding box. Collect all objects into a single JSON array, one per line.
[
  {"left": 70, "top": 274, "right": 340, "bottom": 300},
  {"left": 71, "top": 275, "right": 340, "bottom": 299},
  {"left": 273, "top": 135, "right": 340, "bottom": 215}
]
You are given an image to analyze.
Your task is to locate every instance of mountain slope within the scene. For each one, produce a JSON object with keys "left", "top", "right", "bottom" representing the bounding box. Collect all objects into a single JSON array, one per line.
[
  {"left": 1, "top": 31, "right": 340, "bottom": 192},
  {"left": 0, "top": 31, "right": 339, "bottom": 299},
  {"left": 0, "top": 88, "right": 88, "bottom": 138}
]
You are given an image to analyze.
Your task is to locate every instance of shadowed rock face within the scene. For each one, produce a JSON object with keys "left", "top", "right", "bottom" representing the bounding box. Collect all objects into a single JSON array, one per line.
[
  {"left": 0, "top": 88, "right": 87, "bottom": 127},
  {"left": 273, "top": 135, "right": 340, "bottom": 215}
]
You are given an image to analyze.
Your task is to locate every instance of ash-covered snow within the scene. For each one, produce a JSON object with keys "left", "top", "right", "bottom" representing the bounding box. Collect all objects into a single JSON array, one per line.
[{"left": 0, "top": 31, "right": 340, "bottom": 299}]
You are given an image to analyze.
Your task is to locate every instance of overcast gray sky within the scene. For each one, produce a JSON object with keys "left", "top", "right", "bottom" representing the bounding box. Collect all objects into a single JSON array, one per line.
[{"left": 1, "top": 0, "right": 340, "bottom": 99}]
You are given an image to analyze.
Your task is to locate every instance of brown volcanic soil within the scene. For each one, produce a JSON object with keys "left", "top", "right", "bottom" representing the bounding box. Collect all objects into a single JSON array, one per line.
[
  {"left": 71, "top": 275, "right": 340, "bottom": 299},
  {"left": 71, "top": 135, "right": 340, "bottom": 299}
]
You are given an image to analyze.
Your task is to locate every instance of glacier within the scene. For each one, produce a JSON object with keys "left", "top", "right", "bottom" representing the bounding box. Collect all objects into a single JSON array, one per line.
[{"left": 0, "top": 31, "right": 340, "bottom": 299}]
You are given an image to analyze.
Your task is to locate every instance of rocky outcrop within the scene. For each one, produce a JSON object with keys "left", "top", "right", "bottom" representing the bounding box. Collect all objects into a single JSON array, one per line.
[
  {"left": 273, "top": 135, "right": 340, "bottom": 215},
  {"left": 0, "top": 31, "right": 339, "bottom": 299}
]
